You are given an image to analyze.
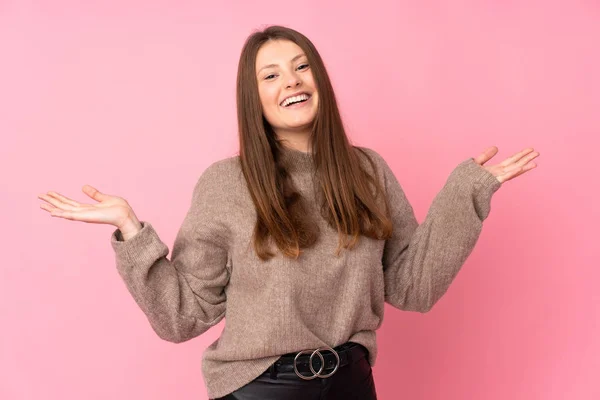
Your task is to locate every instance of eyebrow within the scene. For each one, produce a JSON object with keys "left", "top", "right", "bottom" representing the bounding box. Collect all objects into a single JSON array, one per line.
[{"left": 257, "top": 53, "right": 307, "bottom": 74}]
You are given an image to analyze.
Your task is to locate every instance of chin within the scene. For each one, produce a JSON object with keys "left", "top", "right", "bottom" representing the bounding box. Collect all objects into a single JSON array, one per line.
[{"left": 287, "top": 118, "right": 316, "bottom": 130}]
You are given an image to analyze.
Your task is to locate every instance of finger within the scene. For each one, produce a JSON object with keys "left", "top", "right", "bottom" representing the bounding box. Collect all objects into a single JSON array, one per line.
[
  {"left": 82, "top": 185, "right": 109, "bottom": 202},
  {"left": 38, "top": 193, "right": 78, "bottom": 211},
  {"left": 39, "top": 202, "right": 55, "bottom": 213},
  {"left": 39, "top": 202, "right": 68, "bottom": 217},
  {"left": 40, "top": 202, "right": 89, "bottom": 222},
  {"left": 47, "top": 191, "right": 80, "bottom": 207},
  {"left": 503, "top": 150, "right": 540, "bottom": 173},
  {"left": 518, "top": 151, "right": 540, "bottom": 167},
  {"left": 499, "top": 148, "right": 536, "bottom": 168},
  {"left": 514, "top": 161, "right": 538, "bottom": 177},
  {"left": 497, "top": 160, "right": 537, "bottom": 183},
  {"left": 473, "top": 146, "right": 498, "bottom": 166}
]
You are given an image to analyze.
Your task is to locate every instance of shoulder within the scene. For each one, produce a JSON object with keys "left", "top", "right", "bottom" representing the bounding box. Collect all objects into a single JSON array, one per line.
[
  {"left": 193, "top": 154, "right": 243, "bottom": 196},
  {"left": 354, "top": 145, "right": 388, "bottom": 164},
  {"left": 352, "top": 146, "right": 404, "bottom": 196},
  {"left": 353, "top": 145, "right": 392, "bottom": 176},
  {"left": 200, "top": 154, "right": 241, "bottom": 178}
]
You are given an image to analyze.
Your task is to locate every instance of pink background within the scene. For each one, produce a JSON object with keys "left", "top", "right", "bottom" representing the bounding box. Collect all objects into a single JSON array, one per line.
[{"left": 2, "top": 1, "right": 598, "bottom": 399}]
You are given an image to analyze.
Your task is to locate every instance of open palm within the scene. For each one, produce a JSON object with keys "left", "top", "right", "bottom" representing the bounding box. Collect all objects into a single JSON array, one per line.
[
  {"left": 38, "top": 184, "right": 134, "bottom": 228},
  {"left": 474, "top": 147, "right": 540, "bottom": 184}
]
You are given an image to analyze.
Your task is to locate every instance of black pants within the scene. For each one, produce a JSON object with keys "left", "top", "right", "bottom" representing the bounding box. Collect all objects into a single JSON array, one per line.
[{"left": 211, "top": 344, "right": 377, "bottom": 400}]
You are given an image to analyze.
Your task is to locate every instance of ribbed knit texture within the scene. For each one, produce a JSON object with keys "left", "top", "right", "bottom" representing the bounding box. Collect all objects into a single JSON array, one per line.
[{"left": 110, "top": 146, "right": 501, "bottom": 398}]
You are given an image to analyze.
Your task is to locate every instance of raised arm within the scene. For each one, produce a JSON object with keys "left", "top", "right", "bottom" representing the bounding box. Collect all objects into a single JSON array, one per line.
[
  {"left": 373, "top": 152, "right": 502, "bottom": 313},
  {"left": 111, "top": 162, "right": 231, "bottom": 342}
]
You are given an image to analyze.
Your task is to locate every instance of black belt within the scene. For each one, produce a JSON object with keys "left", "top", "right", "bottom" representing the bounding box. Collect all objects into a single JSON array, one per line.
[{"left": 267, "top": 341, "right": 368, "bottom": 380}]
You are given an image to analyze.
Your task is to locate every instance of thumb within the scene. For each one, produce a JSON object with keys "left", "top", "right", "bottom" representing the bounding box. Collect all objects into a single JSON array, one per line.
[
  {"left": 472, "top": 146, "right": 498, "bottom": 166},
  {"left": 82, "top": 184, "right": 109, "bottom": 202}
]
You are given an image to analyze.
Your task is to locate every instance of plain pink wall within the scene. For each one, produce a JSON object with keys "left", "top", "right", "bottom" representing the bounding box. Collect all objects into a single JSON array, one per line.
[{"left": 2, "top": 1, "right": 598, "bottom": 399}]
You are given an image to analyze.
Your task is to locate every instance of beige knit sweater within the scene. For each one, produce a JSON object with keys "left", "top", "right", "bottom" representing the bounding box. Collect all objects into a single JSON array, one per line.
[{"left": 110, "top": 146, "right": 501, "bottom": 398}]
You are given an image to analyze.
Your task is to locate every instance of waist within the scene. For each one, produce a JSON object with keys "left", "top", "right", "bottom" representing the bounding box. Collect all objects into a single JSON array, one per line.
[{"left": 270, "top": 341, "right": 369, "bottom": 380}]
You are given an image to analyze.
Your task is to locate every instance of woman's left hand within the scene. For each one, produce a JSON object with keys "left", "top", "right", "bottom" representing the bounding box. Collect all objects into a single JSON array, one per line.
[{"left": 473, "top": 146, "right": 540, "bottom": 184}]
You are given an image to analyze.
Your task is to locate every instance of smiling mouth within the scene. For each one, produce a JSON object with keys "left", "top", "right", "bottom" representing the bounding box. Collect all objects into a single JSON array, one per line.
[{"left": 281, "top": 94, "right": 312, "bottom": 108}]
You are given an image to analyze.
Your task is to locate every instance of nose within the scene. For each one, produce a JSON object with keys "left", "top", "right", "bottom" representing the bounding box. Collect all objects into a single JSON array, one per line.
[{"left": 285, "top": 73, "right": 302, "bottom": 89}]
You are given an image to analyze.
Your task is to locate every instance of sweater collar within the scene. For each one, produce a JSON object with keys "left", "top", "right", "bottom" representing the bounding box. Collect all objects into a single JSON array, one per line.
[{"left": 279, "top": 146, "right": 315, "bottom": 173}]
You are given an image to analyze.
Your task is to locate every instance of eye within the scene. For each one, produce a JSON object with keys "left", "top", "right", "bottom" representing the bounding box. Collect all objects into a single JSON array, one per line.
[{"left": 264, "top": 64, "right": 308, "bottom": 81}]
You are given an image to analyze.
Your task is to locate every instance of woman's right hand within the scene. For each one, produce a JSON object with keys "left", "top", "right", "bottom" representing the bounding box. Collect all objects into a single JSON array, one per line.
[{"left": 38, "top": 185, "right": 140, "bottom": 233}]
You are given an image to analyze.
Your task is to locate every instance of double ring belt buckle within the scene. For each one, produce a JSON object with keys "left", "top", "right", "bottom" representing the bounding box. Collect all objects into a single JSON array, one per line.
[{"left": 293, "top": 345, "right": 340, "bottom": 380}]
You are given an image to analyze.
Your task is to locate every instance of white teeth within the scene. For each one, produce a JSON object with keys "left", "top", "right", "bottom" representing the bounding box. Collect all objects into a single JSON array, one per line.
[{"left": 281, "top": 93, "right": 310, "bottom": 107}]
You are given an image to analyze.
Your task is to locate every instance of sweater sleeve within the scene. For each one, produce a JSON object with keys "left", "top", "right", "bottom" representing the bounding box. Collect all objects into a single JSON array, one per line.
[
  {"left": 373, "top": 152, "right": 502, "bottom": 313},
  {"left": 110, "top": 162, "right": 231, "bottom": 342}
]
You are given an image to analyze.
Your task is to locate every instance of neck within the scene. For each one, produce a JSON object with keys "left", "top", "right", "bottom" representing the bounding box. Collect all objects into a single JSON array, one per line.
[
  {"left": 274, "top": 130, "right": 312, "bottom": 153},
  {"left": 279, "top": 145, "right": 314, "bottom": 173}
]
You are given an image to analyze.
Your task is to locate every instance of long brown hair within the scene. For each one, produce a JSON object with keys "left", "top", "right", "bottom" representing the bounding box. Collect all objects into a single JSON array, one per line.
[{"left": 236, "top": 25, "right": 393, "bottom": 261}]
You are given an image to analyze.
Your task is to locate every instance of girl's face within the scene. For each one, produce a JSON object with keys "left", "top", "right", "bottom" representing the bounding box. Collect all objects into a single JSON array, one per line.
[{"left": 255, "top": 40, "right": 319, "bottom": 144}]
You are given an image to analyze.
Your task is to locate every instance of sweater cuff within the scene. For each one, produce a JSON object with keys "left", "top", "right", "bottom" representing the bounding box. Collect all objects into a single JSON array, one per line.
[
  {"left": 450, "top": 158, "right": 502, "bottom": 221},
  {"left": 110, "top": 221, "right": 169, "bottom": 266},
  {"left": 461, "top": 157, "right": 502, "bottom": 193}
]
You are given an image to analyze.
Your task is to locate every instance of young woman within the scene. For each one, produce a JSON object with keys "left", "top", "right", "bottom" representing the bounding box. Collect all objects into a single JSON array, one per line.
[{"left": 38, "top": 25, "right": 539, "bottom": 400}]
